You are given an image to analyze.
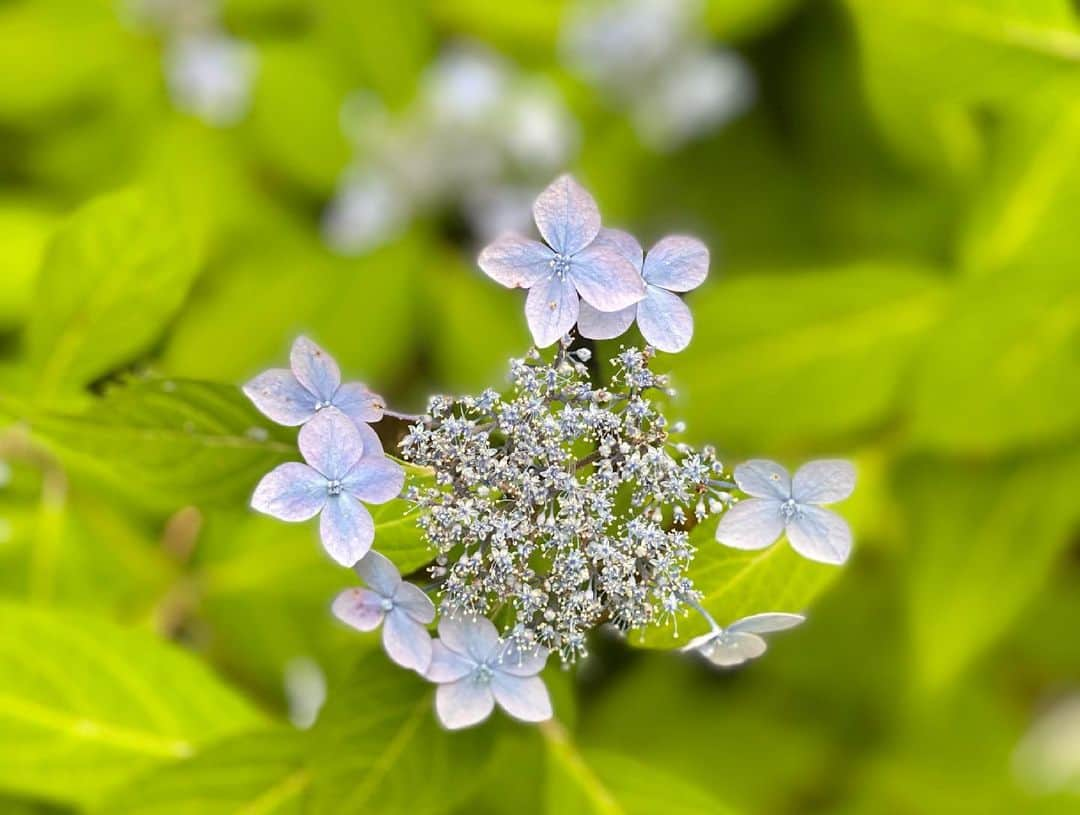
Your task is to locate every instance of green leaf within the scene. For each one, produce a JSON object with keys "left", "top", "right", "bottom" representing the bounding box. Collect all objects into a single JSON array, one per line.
[
  {"left": 636, "top": 519, "right": 840, "bottom": 648},
  {"left": 96, "top": 729, "right": 310, "bottom": 815},
  {"left": 0, "top": 602, "right": 262, "bottom": 808},
  {"left": 27, "top": 188, "right": 202, "bottom": 396},
  {"left": 0, "top": 200, "right": 58, "bottom": 329},
  {"left": 9, "top": 378, "right": 294, "bottom": 509},
  {"left": 669, "top": 265, "right": 946, "bottom": 453},
  {"left": 901, "top": 449, "right": 1080, "bottom": 694},
  {"left": 308, "top": 655, "right": 493, "bottom": 815},
  {"left": 542, "top": 722, "right": 736, "bottom": 815}
]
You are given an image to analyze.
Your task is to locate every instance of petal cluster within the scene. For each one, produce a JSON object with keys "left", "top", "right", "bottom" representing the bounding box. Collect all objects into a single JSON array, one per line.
[
  {"left": 682, "top": 612, "right": 804, "bottom": 667},
  {"left": 715, "top": 459, "right": 856, "bottom": 565}
]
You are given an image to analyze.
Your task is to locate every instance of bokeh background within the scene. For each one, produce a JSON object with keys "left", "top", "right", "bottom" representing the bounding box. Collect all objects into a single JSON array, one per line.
[{"left": 1, "top": 1, "right": 1079, "bottom": 813}]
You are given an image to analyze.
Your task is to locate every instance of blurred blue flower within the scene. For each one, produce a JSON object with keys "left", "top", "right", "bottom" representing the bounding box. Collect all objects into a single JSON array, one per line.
[
  {"left": 715, "top": 459, "right": 856, "bottom": 565},
  {"left": 682, "top": 612, "right": 804, "bottom": 667}
]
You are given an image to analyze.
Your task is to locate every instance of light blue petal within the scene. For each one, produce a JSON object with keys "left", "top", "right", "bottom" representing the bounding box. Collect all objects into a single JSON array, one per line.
[
  {"left": 786, "top": 506, "right": 852, "bottom": 565},
  {"left": 333, "top": 382, "right": 385, "bottom": 425},
  {"left": 354, "top": 549, "right": 400, "bottom": 596},
  {"left": 577, "top": 300, "right": 636, "bottom": 340},
  {"left": 393, "top": 581, "right": 436, "bottom": 625},
  {"left": 242, "top": 369, "right": 316, "bottom": 426},
  {"left": 290, "top": 336, "right": 341, "bottom": 401},
  {"left": 593, "top": 227, "right": 644, "bottom": 269},
  {"left": 342, "top": 456, "right": 404, "bottom": 504},
  {"left": 715, "top": 497, "right": 784, "bottom": 550},
  {"left": 701, "top": 632, "right": 767, "bottom": 667},
  {"left": 251, "top": 462, "right": 326, "bottom": 521},
  {"left": 636, "top": 285, "right": 693, "bottom": 353},
  {"left": 319, "top": 495, "right": 374, "bottom": 566},
  {"left": 355, "top": 421, "right": 384, "bottom": 457},
  {"left": 496, "top": 642, "right": 549, "bottom": 677},
  {"left": 331, "top": 587, "right": 385, "bottom": 631},
  {"left": 525, "top": 273, "right": 578, "bottom": 347},
  {"left": 383, "top": 612, "right": 433, "bottom": 673},
  {"left": 792, "top": 460, "right": 856, "bottom": 505},
  {"left": 478, "top": 234, "right": 555, "bottom": 288},
  {"left": 427, "top": 640, "right": 477, "bottom": 682},
  {"left": 642, "top": 235, "right": 709, "bottom": 292},
  {"left": 733, "top": 459, "right": 792, "bottom": 499},
  {"left": 728, "top": 613, "right": 805, "bottom": 635},
  {"left": 439, "top": 616, "right": 502, "bottom": 663},
  {"left": 569, "top": 242, "right": 646, "bottom": 312},
  {"left": 298, "top": 410, "right": 365, "bottom": 480},
  {"left": 435, "top": 677, "right": 495, "bottom": 729},
  {"left": 532, "top": 174, "right": 600, "bottom": 255},
  {"left": 491, "top": 674, "right": 552, "bottom": 722}
]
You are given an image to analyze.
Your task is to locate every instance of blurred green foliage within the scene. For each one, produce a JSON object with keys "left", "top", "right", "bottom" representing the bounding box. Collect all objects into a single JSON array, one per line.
[{"left": 0, "top": 0, "right": 1078, "bottom": 813}]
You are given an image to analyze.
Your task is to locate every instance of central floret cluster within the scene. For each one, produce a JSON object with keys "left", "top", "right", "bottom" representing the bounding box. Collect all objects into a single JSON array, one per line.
[{"left": 402, "top": 343, "right": 725, "bottom": 663}]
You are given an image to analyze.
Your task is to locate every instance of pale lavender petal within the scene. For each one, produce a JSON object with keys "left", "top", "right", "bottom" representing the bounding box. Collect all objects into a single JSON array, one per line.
[
  {"left": 728, "top": 613, "right": 805, "bottom": 635},
  {"left": 525, "top": 273, "right": 578, "bottom": 348},
  {"left": 319, "top": 496, "right": 374, "bottom": 566},
  {"left": 532, "top": 174, "right": 601, "bottom": 255},
  {"left": 333, "top": 382, "right": 385, "bottom": 424},
  {"left": 792, "top": 460, "right": 856, "bottom": 505},
  {"left": 569, "top": 243, "right": 646, "bottom": 312},
  {"left": 733, "top": 459, "right": 792, "bottom": 499},
  {"left": 592, "top": 227, "right": 644, "bottom": 269},
  {"left": 478, "top": 234, "right": 556, "bottom": 289},
  {"left": 715, "top": 498, "right": 785, "bottom": 550},
  {"left": 331, "top": 587, "right": 385, "bottom": 632},
  {"left": 355, "top": 421, "right": 384, "bottom": 457},
  {"left": 786, "top": 506, "right": 852, "bottom": 565},
  {"left": 290, "top": 336, "right": 341, "bottom": 401},
  {"left": 251, "top": 463, "right": 327, "bottom": 521},
  {"left": 491, "top": 674, "right": 552, "bottom": 722},
  {"left": 242, "top": 369, "right": 316, "bottom": 426},
  {"left": 383, "top": 612, "right": 433, "bottom": 673},
  {"left": 354, "top": 549, "right": 400, "bottom": 596},
  {"left": 497, "top": 642, "right": 549, "bottom": 677},
  {"left": 636, "top": 285, "right": 693, "bottom": 353},
  {"left": 435, "top": 678, "right": 495, "bottom": 730},
  {"left": 642, "top": 235, "right": 709, "bottom": 292},
  {"left": 298, "top": 410, "right": 364, "bottom": 480},
  {"left": 680, "top": 631, "right": 720, "bottom": 653},
  {"left": 426, "top": 640, "right": 476, "bottom": 682},
  {"left": 342, "top": 456, "right": 404, "bottom": 504},
  {"left": 439, "top": 616, "right": 502, "bottom": 663},
  {"left": 577, "top": 300, "right": 636, "bottom": 340},
  {"left": 393, "top": 581, "right": 436, "bottom": 625},
  {"left": 702, "top": 632, "right": 767, "bottom": 667}
]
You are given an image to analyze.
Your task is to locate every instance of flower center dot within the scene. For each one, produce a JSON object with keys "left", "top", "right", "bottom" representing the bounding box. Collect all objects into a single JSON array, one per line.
[
  {"left": 327, "top": 479, "right": 343, "bottom": 496},
  {"left": 315, "top": 400, "right": 332, "bottom": 411},
  {"left": 474, "top": 664, "right": 494, "bottom": 684},
  {"left": 549, "top": 254, "right": 572, "bottom": 278},
  {"left": 380, "top": 598, "right": 394, "bottom": 612},
  {"left": 780, "top": 498, "right": 799, "bottom": 520}
]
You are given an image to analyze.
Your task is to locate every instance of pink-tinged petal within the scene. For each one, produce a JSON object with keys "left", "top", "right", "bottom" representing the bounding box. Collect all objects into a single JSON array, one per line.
[
  {"left": 491, "top": 674, "right": 552, "bottom": 723},
  {"left": 577, "top": 300, "right": 636, "bottom": 340},
  {"left": 525, "top": 273, "right": 578, "bottom": 348},
  {"left": 792, "top": 460, "right": 856, "bottom": 505},
  {"left": 331, "top": 587, "right": 385, "bottom": 632},
  {"left": 570, "top": 243, "right": 646, "bottom": 312},
  {"left": 383, "top": 612, "right": 433, "bottom": 673},
  {"left": 298, "top": 410, "right": 364, "bottom": 480},
  {"left": 435, "top": 678, "right": 495, "bottom": 730},
  {"left": 593, "top": 227, "right": 644, "bottom": 269},
  {"left": 343, "top": 456, "right": 405, "bottom": 504},
  {"left": 786, "top": 506, "right": 852, "bottom": 565},
  {"left": 251, "top": 463, "right": 326, "bottom": 521},
  {"left": 497, "top": 642, "right": 549, "bottom": 677},
  {"left": 702, "top": 632, "right": 767, "bottom": 667},
  {"left": 427, "top": 640, "right": 476, "bottom": 682},
  {"left": 478, "top": 234, "right": 555, "bottom": 289},
  {"left": 439, "top": 616, "right": 502, "bottom": 663},
  {"left": 715, "top": 498, "right": 785, "bottom": 551},
  {"left": 242, "top": 369, "right": 316, "bottom": 425},
  {"left": 733, "top": 459, "right": 792, "bottom": 499},
  {"left": 532, "top": 174, "right": 601, "bottom": 255},
  {"left": 290, "top": 336, "right": 341, "bottom": 401},
  {"left": 393, "top": 581, "right": 436, "bottom": 625},
  {"left": 636, "top": 286, "right": 693, "bottom": 353},
  {"left": 642, "top": 235, "right": 709, "bottom": 292},
  {"left": 728, "top": 613, "right": 805, "bottom": 635},
  {"left": 354, "top": 550, "right": 401, "bottom": 596},
  {"left": 334, "top": 382, "right": 385, "bottom": 424},
  {"left": 319, "top": 496, "right": 374, "bottom": 566}
]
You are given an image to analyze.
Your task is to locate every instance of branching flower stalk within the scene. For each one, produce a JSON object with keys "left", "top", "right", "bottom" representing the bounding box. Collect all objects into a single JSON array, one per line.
[{"left": 244, "top": 175, "right": 856, "bottom": 730}]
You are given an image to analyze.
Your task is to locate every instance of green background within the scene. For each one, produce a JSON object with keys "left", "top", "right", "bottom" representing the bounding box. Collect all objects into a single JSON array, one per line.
[{"left": 1, "top": 1, "right": 1079, "bottom": 813}]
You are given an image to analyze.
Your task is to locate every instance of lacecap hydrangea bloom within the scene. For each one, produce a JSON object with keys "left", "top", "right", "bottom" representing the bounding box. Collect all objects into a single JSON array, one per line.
[{"left": 244, "top": 174, "right": 856, "bottom": 730}]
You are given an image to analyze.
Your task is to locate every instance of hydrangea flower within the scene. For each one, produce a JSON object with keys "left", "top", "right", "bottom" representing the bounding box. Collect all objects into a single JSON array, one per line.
[
  {"left": 682, "top": 612, "right": 804, "bottom": 667},
  {"left": 332, "top": 551, "right": 436, "bottom": 672},
  {"left": 165, "top": 32, "right": 257, "bottom": 127},
  {"left": 243, "top": 336, "right": 385, "bottom": 429},
  {"left": 425, "top": 616, "right": 552, "bottom": 730},
  {"left": 577, "top": 229, "right": 708, "bottom": 352},
  {"left": 715, "top": 459, "right": 855, "bottom": 565},
  {"left": 251, "top": 410, "right": 404, "bottom": 566},
  {"left": 478, "top": 175, "right": 645, "bottom": 347}
]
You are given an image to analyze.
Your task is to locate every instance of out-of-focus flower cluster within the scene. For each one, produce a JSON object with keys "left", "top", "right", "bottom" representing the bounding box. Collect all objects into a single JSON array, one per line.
[{"left": 323, "top": 44, "right": 579, "bottom": 254}]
